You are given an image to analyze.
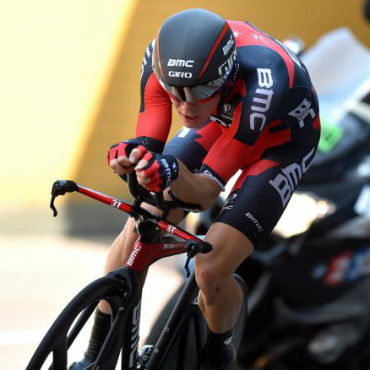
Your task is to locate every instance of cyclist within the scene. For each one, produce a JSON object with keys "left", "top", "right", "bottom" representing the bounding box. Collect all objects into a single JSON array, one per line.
[{"left": 71, "top": 8, "right": 321, "bottom": 370}]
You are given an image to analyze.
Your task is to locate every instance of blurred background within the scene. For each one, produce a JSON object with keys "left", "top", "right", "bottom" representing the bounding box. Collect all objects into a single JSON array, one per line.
[{"left": 0, "top": 0, "right": 368, "bottom": 369}]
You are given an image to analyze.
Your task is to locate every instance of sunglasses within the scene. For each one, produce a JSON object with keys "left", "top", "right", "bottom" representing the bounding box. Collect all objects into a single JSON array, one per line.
[{"left": 158, "top": 74, "right": 226, "bottom": 102}]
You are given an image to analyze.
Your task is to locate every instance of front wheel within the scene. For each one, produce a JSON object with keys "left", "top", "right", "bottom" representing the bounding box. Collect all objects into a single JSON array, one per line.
[{"left": 26, "top": 275, "right": 127, "bottom": 370}]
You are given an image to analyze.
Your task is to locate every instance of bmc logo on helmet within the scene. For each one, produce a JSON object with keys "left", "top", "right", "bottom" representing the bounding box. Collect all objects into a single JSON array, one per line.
[
  {"left": 222, "top": 35, "right": 235, "bottom": 56},
  {"left": 168, "top": 59, "right": 194, "bottom": 68},
  {"left": 168, "top": 71, "right": 193, "bottom": 78}
]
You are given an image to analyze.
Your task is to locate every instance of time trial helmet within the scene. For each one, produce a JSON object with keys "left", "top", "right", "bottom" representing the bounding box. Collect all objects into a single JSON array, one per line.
[{"left": 152, "top": 8, "right": 237, "bottom": 102}]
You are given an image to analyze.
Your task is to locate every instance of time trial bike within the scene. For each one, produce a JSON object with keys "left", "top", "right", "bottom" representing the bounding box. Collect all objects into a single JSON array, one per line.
[{"left": 26, "top": 175, "right": 247, "bottom": 370}]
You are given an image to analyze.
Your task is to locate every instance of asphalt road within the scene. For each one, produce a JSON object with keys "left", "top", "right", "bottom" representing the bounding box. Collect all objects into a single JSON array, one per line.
[{"left": 0, "top": 235, "right": 183, "bottom": 370}]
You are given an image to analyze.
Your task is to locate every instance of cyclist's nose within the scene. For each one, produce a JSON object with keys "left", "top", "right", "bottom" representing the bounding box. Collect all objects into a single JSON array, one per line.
[{"left": 178, "top": 101, "right": 198, "bottom": 115}]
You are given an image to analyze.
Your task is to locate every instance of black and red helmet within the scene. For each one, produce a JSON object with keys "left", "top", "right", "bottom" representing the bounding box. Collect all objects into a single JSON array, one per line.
[{"left": 152, "top": 9, "right": 237, "bottom": 102}]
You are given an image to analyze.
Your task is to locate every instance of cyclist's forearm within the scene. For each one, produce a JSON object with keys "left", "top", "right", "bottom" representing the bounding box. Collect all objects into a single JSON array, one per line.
[{"left": 170, "top": 160, "right": 221, "bottom": 210}]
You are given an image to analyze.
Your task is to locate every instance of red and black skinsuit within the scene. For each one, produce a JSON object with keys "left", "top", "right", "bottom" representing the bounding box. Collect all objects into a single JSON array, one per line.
[{"left": 135, "top": 21, "right": 321, "bottom": 246}]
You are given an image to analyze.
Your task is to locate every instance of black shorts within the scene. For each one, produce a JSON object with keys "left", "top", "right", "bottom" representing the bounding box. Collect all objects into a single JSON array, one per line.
[{"left": 164, "top": 119, "right": 321, "bottom": 247}]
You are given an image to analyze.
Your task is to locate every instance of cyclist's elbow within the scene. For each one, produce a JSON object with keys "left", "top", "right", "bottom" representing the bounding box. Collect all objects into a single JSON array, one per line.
[{"left": 197, "top": 175, "right": 223, "bottom": 211}]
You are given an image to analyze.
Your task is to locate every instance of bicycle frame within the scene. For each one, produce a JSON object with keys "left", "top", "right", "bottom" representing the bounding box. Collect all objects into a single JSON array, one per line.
[
  {"left": 42, "top": 180, "right": 212, "bottom": 370},
  {"left": 102, "top": 266, "right": 203, "bottom": 370}
]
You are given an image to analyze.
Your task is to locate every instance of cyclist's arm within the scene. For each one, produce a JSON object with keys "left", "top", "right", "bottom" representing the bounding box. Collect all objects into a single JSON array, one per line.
[
  {"left": 110, "top": 41, "right": 172, "bottom": 173},
  {"left": 170, "top": 160, "right": 222, "bottom": 210},
  {"left": 135, "top": 40, "right": 172, "bottom": 151}
]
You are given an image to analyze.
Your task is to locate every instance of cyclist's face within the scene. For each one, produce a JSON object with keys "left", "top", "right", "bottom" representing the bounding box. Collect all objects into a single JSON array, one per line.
[{"left": 171, "top": 94, "right": 221, "bottom": 129}]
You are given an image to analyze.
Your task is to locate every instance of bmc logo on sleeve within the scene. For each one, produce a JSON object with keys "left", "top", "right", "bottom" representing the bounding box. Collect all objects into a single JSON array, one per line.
[{"left": 250, "top": 68, "right": 274, "bottom": 131}]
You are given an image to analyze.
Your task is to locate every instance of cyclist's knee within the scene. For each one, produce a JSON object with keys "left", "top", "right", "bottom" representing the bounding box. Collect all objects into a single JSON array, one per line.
[
  {"left": 195, "top": 258, "right": 232, "bottom": 304},
  {"left": 194, "top": 222, "right": 254, "bottom": 303}
]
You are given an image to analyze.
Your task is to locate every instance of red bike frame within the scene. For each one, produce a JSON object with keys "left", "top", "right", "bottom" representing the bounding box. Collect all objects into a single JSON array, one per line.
[
  {"left": 76, "top": 184, "right": 205, "bottom": 271},
  {"left": 46, "top": 179, "right": 212, "bottom": 370}
]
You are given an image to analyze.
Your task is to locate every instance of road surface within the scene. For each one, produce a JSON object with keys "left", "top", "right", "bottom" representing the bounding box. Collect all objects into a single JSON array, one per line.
[{"left": 0, "top": 235, "right": 183, "bottom": 369}]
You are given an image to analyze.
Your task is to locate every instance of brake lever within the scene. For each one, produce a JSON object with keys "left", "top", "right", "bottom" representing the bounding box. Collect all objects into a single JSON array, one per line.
[
  {"left": 50, "top": 180, "right": 78, "bottom": 217},
  {"left": 184, "top": 240, "right": 212, "bottom": 277}
]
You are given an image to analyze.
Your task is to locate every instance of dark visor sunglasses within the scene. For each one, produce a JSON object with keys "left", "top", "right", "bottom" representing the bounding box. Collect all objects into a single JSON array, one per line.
[{"left": 158, "top": 74, "right": 227, "bottom": 102}]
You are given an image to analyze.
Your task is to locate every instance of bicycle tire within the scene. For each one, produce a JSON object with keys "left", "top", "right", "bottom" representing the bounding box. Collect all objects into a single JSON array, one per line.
[{"left": 26, "top": 275, "right": 128, "bottom": 370}]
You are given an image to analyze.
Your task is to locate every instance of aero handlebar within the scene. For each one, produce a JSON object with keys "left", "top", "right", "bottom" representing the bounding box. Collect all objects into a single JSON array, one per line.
[{"left": 49, "top": 176, "right": 212, "bottom": 276}]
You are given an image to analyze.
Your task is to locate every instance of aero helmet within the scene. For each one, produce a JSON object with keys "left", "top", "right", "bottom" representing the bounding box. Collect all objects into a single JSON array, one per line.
[{"left": 152, "top": 9, "right": 237, "bottom": 102}]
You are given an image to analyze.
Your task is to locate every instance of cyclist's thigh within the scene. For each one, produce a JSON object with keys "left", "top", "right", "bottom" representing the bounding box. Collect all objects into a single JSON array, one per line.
[
  {"left": 163, "top": 120, "right": 222, "bottom": 172},
  {"left": 215, "top": 131, "right": 320, "bottom": 248}
]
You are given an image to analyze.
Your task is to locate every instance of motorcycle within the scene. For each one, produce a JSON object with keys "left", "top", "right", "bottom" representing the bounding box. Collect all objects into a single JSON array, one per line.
[{"left": 145, "top": 28, "right": 370, "bottom": 370}]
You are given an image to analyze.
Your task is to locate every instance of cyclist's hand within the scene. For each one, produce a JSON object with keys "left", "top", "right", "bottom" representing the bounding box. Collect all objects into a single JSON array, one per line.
[
  {"left": 135, "top": 153, "right": 179, "bottom": 192},
  {"left": 107, "top": 139, "right": 147, "bottom": 175}
]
